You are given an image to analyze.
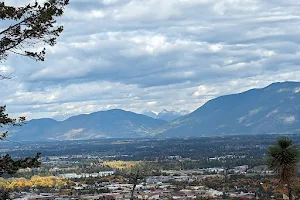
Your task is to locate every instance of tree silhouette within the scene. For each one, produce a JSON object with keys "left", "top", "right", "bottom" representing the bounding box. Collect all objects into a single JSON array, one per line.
[
  {"left": 0, "top": 106, "right": 41, "bottom": 199},
  {"left": 0, "top": 0, "right": 69, "bottom": 62},
  {"left": 0, "top": 1, "right": 68, "bottom": 197},
  {"left": 124, "top": 163, "right": 152, "bottom": 200},
  {"left": 267, "top": 137, "right": 300, "bottom": 200}
]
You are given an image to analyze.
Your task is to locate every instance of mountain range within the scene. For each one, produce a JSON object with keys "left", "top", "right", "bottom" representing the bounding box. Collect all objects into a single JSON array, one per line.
[
  {"left": 9, "top": 81, "right": 300, "bottom": 141},
  {"left": 9, "top": 109, "right": 166, "bottom": 141},
  {"left": 156, "top": 81, "right": 300, "bottom": 137}
]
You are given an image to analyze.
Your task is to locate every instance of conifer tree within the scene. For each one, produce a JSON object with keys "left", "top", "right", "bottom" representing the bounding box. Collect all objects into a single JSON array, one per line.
[
  {"left": 0, "top": 0, "right": 68, "bottom": 179},
  {"left": 0, "top": 1, "right": 68, "bottom": 198}
]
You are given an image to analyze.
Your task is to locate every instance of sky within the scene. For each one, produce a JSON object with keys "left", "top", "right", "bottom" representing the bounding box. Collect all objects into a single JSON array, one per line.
[{"left": 1, "top": 0, "right": 300, "bottom": 120}]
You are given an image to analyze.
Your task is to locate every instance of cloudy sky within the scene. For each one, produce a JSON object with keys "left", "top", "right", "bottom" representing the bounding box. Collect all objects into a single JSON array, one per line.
[{"left": 2, "top": 0, "right": 300, "bottom": 120}]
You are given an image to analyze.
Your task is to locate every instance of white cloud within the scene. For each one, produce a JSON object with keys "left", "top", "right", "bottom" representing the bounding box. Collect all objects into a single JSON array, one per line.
[
  {"left": 284, "top": 116, "right": 296, "bottom": 124},
  {"left": 147, "top": 101, "right": 157, "bottom": 106},
  {"left": 2, "top": 0, "right": 300, "bottom": 119}
]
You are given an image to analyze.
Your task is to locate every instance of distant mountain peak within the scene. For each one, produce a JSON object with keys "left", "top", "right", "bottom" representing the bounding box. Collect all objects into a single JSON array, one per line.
[
  {"left": 161, "top": 109, "right": 170, "bottom": 113},
  {"left": 143, "top": 109, "right": 190, "bottom": 122},
  {"left": 150, "top": 110, "right": 159, "bottom": 115}
]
